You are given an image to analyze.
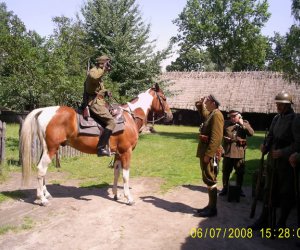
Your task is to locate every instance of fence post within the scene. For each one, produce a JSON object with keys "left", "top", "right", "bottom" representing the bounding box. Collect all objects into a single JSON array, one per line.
[
  {"left": 55, "top": 152, "right": 61, "bottom": 168},
  {"left": 0, "top": 120, "right": 6, "bottom": 175}
]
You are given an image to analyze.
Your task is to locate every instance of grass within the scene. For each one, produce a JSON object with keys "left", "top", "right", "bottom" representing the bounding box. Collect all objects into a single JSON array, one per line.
[
  {"left": 0, "top": 216, "right": 35, "bottom": 235},
  {"left": 0, "top": 123, "right": 20, "bottom": 182},
  {"left": 0, "top": 190, "right": 27, "bottom": 203},
  {"left": 1, "top": 124, "right": 264, "bottom": 192}
]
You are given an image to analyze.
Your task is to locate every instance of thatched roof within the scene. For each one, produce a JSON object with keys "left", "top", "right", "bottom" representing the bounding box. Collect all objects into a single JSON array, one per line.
[{"left": 161, "top": 71, "right": 300, "bottom": 114}]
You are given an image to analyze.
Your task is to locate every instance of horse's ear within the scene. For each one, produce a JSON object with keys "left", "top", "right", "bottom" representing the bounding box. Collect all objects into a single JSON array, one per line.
[{"left": 155, "top": 83, "right": 160, "bottom": 92}]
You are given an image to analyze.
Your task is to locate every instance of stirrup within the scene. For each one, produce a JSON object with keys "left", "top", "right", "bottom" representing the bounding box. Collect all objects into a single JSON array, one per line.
[{"left": 97, "top": 147, "right": 115, "bottom": 157}]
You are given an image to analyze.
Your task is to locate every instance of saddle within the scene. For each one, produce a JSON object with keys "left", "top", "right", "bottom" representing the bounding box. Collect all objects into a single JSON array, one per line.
[{"left": 77, "top": 104, "right": 125, "bottom": 136}]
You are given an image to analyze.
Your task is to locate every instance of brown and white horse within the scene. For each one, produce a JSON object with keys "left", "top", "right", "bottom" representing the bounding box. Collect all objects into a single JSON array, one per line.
[{"left": 21, "top": 83, "right": 173, "bottom": 206}]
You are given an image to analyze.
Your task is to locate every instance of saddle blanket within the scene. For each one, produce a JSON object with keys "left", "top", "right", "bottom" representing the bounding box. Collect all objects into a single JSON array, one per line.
[{"left": 77, "top": 106, "right": 125, "bottom": 136}]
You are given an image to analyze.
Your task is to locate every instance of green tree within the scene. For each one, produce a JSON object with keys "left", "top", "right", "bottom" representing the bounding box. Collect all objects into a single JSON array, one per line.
[
  {"left": 265, "top": 33, "right": 286, "bottom": 72},
  {"left": 0, "top": 2, "right": 49, "bottom": 110},
  {"left": 171, "top": 0, "right": 270, "bottom": 71},
  {"left": 282, "top": 0, "right": 300, "bottom": 83},
  {"left": 282, "top": 25, "right": 300, "bottom": 83},
  {"left": 291, "top": 0, "right": 300, "bottom": 21},
  {"left": 82, "top": 0, "right": 171, "bottom": 99},
  {"left": 166, "top": 43, "right": 215, "bottom": 71},
  {"left": 44, "top": 15, "right": 93, "bottom": 106}
]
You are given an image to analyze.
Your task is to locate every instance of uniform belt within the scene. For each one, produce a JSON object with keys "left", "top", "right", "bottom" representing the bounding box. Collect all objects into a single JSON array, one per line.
[{"left": 237, "top": 138, "right": 247, "bottom": 146}]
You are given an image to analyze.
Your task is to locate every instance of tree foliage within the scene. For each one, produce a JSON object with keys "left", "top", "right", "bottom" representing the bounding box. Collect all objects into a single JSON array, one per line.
[
  {"left": 170, "top": 0, "right": 270, "bottom": 71},
  {"left": 0, "top": 0, "right": 170, "bottom": 110},
  {"left": 266, "top": 0, "right": 300, "bottom": 84},
  {"left": 44, "top": 15, "right": 92, "bottom": 106},
  {"left": 1, "top": 0, "right": 299, "bottom": 111},
  {"left": 265, "top": 33, "right": 286, "bottom": 72},
  {"left": 82, "top": 0, "right": 170, "bottom": 99},
  {"left": 0, "top": 3, "right": 48, "bottom": 110},
  {"left": 282, "top": 0, "right": 300, "bottom": 83},
  {"left": 0, "top": 2, "right": 91, "bottom": 110},
  {"left": 166, "top": 43, "right": 215, "bottom": 71}
]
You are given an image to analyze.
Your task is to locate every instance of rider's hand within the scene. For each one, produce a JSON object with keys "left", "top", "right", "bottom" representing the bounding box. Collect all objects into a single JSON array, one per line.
[
  {"left": 103, "top": 60, "right": 112, "bottom": 72},
  {"left": 105, "top": 91, "right": 112, "bottom": 98}
]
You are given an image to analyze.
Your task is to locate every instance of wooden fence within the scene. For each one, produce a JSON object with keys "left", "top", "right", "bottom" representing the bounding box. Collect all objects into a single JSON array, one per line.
[
  {"left": 30, "top": 134, "right": 85, "bottom": 167},
  {"left": 0, "top": 120, "right": 6, "bottom": 174}
]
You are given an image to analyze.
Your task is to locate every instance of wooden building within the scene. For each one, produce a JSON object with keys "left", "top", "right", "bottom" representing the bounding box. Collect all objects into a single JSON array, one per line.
[{"left": 161, "top": 71, "right": 300, "bottom": 130}]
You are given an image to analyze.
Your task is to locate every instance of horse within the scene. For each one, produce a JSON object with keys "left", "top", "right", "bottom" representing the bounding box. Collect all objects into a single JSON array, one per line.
[{"left": 21, "top": 83, "right": 173, "bottom": 206}]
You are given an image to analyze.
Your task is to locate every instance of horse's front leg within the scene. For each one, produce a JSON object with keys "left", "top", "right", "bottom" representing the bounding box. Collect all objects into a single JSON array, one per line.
[
  {"left": 112, "top": 157, "right": 121, "bottom": 201},
  {"left": 121, "top": 151, "right": 134, "bottom": 205},
  {"left": 122, "top": 168, "right": 134, "bottom": 205},
  {"left": 36, "top": 152, "right": 52, "bottom": 206}
]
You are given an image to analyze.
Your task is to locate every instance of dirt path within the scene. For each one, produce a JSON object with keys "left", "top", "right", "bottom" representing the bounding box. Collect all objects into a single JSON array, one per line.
[{"left": 0, "top": 172, "right": 299, "bottom": 250}]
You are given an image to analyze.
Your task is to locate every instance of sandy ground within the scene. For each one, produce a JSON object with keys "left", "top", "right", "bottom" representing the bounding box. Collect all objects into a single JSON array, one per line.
[{"left": 0, "top": 172, "right": 299, "bottom": 250}]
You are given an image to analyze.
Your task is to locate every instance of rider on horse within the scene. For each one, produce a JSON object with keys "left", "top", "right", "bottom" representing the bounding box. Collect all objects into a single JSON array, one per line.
[{"left": 83, "top": 55, "right": 116, "bottom": 156}]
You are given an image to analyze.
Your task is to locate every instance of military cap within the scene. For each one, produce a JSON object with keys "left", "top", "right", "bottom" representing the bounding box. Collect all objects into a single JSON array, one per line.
[
  {"left": 275, "top": 90, "right": 293, "bottom": 104},
  {"left": 227, "top": 110, "right": 240, "bottom": 117},
  {"left": 96, "top": 55, "right": 110, "bottom": 64},
  {"left": 207, "top": 94, "right": 221, "bottom": 107}
]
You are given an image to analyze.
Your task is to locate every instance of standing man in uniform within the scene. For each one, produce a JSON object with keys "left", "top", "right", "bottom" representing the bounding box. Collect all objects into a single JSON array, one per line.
[
  {"left": 289, "top": 114, "right": 300, "bottom": 233},
  {"left": 219, "top": 110, "right": 254, "bottom": 197},
  {"left": 83, "top": 55, "right": 116, "bottom": 156},
  {"left": 195, "top": 95, "right": 224, "bottom": 217},
  {"left": 249, "top": 90, "right": 298, "bottom": 230},
  {"left": 289, "top": 113, "right": 300, "bottom": 168}
]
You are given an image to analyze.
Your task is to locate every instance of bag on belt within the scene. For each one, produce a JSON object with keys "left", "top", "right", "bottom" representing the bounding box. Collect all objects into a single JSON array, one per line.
[{"left": 199, "top": 134, "right": 209, "bottom": 144}]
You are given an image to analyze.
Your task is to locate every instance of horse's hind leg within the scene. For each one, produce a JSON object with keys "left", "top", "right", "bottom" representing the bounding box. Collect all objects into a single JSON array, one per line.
[
  {"left": 36, "top": 152, "right": 52, "bottom": 206},
  {"left": 112, "top": 158, "right": 121, "bottom": 201}
]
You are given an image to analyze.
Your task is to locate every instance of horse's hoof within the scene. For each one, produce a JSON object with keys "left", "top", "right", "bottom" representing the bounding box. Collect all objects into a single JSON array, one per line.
[
  {"left": 45, "top": 194, "right": 52, "bottom": 200},
  {"left": 126, "top": 200, "right": 135, "bottom": 206},
  {"left": 41, "top": 199, "right": 50, "bottom": 206}
]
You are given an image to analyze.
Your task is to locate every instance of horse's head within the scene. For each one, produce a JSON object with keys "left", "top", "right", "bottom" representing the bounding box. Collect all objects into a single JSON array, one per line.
[{"left": 150, "top": 83, "right": 173, "bottom": 122}]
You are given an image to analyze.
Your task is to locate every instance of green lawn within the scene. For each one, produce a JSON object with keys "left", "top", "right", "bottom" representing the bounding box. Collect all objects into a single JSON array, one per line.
[{"left": 1, "top": 124, "right": 264, "bottom": 191}]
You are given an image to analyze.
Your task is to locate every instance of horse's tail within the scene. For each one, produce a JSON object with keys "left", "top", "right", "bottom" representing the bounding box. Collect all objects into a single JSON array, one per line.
[{"left": 21, "top": 108, "right": 43, "bottom": 186}]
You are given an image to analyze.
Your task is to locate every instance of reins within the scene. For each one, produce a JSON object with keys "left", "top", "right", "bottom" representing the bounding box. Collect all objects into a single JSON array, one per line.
[
  {"left": 113, "top": 88, "right": 167, "bottom": 125},
  {"left": 148, "top": 91, "right": 167, "bottom": 123}
]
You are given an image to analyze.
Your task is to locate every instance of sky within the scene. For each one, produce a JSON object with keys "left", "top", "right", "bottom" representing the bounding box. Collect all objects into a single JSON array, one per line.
[{"left": 2, "top": 0, "right": 295, "bottom": 69}]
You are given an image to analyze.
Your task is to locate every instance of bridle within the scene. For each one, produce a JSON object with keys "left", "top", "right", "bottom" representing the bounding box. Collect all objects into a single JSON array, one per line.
[
  {"left": 125, "top": 88, "right": 169, "bottom": 125},
  {"left": 150, "top": 90, "right": 168, "bottom": 123}
]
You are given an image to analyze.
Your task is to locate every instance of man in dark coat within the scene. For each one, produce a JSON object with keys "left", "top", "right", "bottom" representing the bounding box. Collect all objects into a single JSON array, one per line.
[
  {"left": 219, "top": 110, "right": 254, "bottom": 197},
  {"left": 249, "top": 91, "right": 300, "bottom": 230}
]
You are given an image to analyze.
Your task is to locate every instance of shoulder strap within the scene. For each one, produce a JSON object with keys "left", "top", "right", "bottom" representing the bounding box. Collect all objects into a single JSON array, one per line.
[{"left": 203, "top": 109, "right": 217, "bottom": 127}]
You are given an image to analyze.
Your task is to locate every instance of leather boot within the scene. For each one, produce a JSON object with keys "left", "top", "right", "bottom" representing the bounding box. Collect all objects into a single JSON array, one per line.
[
  {"left": 97, "top": 128, "right": 112, "bottom": 157},
  {"left": 196, "top": 206, "right": 210, "bottom": 213},
  {"left": 196, "top": 190, "right": 212, "bottom": 213},
  {"left": 197, "top": 187, "right": 217, "bottom": 217},
  {"left": 219, "top": 187, "right": 228, "bottom": 196},
  {"left": 276, "top": 199, "right": 293, "bottom": 228},
  {"left": 220, "top": 167, "right": 229, "bottom": 196},
  {"left": 237, "top": 173, "right": 245, "bottom": 197},
  {"left": 196, "top": 193, "right": 212, "bottom": 213},
  {"left": 248, "top": 206, "right": 268, "bottom": 230}
]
